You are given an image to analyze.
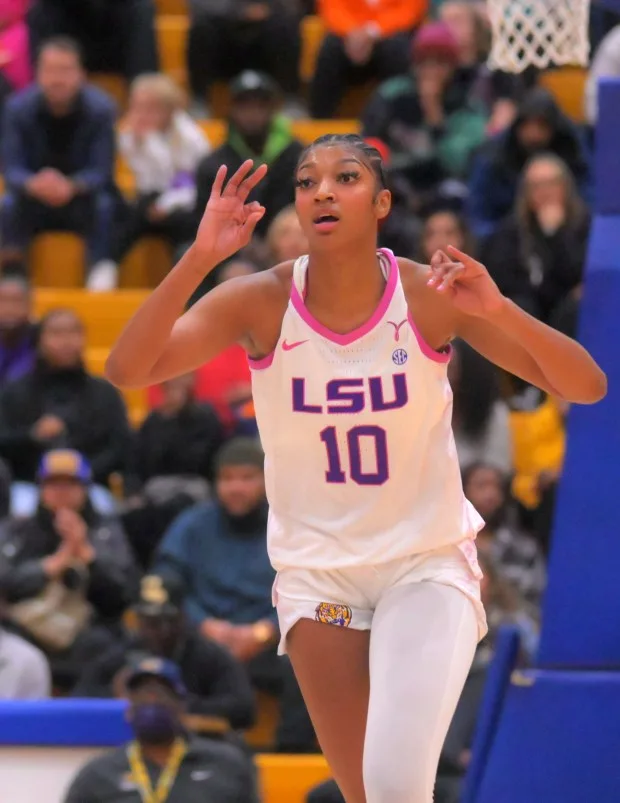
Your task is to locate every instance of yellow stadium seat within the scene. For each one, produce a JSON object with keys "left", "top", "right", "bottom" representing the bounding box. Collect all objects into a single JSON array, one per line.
[
  {"left": 256, "top": 755, "right": 330, "bottom": 803},
  {"left": 156, "top": 0, "right": 187, "bottom": 14},
  {"left": 198, "top": 118, "right": 360, "bottom": 147},
  {"left": 85, "top": 346, "right": 148, "bottom": 424},
  {"left": 120, "top": 236, "right": 173, "bottom": 288},
  {"left": 539, "top": 67, "right": 587, "bottom": 123},
  {"left": 89, "top": 73, "right": 129, "bottom": 111},
  {"left": 156, "top": 15, "right": 189, "bottom": 88},
  {"left": 31, "top": 233, "right": 85, "bottom": 288},
  {"left": 301, "top": 16, "right": 326, "bottom": 83},
  {"left": 33, "top": 289, "right": 149, "bottom": 349},
  {"left": 245, "top": 692, "right": 280, "bottom": 750}
]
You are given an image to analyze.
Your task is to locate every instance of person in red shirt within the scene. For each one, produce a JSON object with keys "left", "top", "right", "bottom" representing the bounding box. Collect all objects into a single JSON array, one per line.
[{"left": 310, "top": 0, "right": 428, "bottom": 118}]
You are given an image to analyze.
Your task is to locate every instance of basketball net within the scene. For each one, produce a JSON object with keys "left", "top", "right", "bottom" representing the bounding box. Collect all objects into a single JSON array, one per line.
[{"left": 486, "top": 0, "right": 591, "bottom": 73}]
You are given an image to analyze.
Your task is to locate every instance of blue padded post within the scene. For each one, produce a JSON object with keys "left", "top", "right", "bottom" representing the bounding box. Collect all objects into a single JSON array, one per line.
[
  {"left": 537, "top": 79, "right": 620, "bottom": 666},
  {"left": 461, "top": 626, "right": 520, "bottom": 803},
  {"left": 474, "top": 670, "right": 620, "bottom": 802},
  {"left": 593, "top": 79, "right": 620, "bottom": 215}
]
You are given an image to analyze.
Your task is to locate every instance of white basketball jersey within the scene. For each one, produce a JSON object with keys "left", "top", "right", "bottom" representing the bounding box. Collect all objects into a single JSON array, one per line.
[{"left": 250, "top": 248, "right": 484, "bottom": 570}]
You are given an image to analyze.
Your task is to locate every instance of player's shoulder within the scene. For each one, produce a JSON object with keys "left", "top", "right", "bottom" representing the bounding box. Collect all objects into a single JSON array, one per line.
[
  {"left": 218, "top": 259, "right": 294, "bottom": 307},
  {"left": 395, "top": 256, "right": 459, "bottom": 343}
]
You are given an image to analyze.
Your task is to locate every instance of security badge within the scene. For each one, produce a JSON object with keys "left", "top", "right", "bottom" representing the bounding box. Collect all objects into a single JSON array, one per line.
[{"left": 141, "top": 575, "right": 169, "bottom": 605}]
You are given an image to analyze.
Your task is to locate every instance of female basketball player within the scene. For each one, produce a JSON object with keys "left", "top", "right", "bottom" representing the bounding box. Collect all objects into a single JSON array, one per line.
[{"left": 106, "top": 136, "right": 606, "bottom": 803}]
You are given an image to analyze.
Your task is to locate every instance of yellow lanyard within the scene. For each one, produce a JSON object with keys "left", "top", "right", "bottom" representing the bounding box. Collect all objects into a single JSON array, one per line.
[{"left": 127, "top": 738, "right": 187, "bottom": 803}]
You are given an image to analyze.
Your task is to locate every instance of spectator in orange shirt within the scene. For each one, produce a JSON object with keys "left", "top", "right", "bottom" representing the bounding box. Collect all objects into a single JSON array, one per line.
[{"left": 310, "top": 0, "right": 427, "bottom": 118}]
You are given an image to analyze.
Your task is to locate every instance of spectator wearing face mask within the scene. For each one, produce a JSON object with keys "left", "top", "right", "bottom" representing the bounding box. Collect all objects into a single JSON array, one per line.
[
  {"left": 467, "top": 87, "right": 592, "bottom": 238},
  {"left": 73, "top": 574, "right": 256, "bottom": 730},
  {"left": 64, "top": 658, "right": 259, "bottom": 803}
]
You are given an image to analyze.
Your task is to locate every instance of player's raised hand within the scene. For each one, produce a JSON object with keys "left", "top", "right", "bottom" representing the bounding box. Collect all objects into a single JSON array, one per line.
[
  {"left": 427, "top": 245, "right": 504, "bottom": 317},
  {"left": 195, "top": 160, "right": 268, "bottom": 262}
]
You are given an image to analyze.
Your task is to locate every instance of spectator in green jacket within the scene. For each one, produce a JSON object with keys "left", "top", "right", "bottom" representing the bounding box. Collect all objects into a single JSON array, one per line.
[{"left": 362, "top": 22, "right": 487, "bottom": 210}]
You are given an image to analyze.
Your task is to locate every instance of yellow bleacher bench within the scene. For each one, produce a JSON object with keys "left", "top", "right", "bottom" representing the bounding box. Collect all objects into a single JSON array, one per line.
[
  {"left": 257, "top": 754, "right": 330, "bottom": 803},
  {"left": 538, "top": 67, "right": 587, "bottom": 123},
  {"left": 156, "top": 0, "right": 187, "bottom": 15},
  {"left": 33, "top": 289, "right": 149, "bottom": 348},
  {"left": 156, "top": 15, "right": 189, "bottom": 88}
]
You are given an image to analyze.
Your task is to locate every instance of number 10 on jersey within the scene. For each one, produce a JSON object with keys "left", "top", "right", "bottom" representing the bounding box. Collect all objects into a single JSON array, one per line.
[{"left": 320, "top": 425, "right": 389, "bottom": 486}]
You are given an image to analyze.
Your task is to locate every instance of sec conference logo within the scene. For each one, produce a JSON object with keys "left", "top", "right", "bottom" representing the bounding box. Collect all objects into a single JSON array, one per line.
[
  {"left": 392, "top": 348, "right": 408, "bottom": 365},
  {"left": 315, "top": 602, "right": 353, "bottom": 627}
]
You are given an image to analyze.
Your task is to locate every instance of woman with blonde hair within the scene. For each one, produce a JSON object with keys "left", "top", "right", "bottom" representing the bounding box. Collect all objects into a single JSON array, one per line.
[
  {"left": 266, "top": 205, "right": 308, "bottom": 264},
  {"left": 482, "top": 152, "right": 590, "bottom": 324},
  {"left": 88, "top": 73, "right": 211, "bottom": 291}
]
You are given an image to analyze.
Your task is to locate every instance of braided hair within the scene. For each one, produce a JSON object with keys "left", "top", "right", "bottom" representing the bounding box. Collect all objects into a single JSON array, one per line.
[{"left": 296, "top": 133, "right": 387, "bottom": 191}]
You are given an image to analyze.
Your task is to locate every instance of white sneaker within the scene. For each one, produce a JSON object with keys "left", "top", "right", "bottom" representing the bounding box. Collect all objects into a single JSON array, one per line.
[{"left": 87, "top": 261, "right": 119, "bottom": 292}]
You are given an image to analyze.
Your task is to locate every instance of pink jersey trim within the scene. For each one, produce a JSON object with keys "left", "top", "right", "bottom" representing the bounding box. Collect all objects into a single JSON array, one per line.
[
  {"left": 290, "top": 248, "right": 398, "bottom": 346},
  {"left": 407, "top": 311, "right": 452, "bottom": 363},
  {"left": 248, "top": 351, "right": 275, "bottom": 370}
]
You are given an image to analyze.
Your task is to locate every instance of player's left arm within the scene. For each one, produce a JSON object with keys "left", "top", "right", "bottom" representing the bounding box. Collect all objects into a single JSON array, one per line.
[{"left": 431, "top": 246, "right": 607, "bottom": 405}]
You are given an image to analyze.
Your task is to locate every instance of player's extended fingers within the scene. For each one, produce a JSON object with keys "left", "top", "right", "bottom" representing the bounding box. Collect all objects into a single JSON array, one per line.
[
  {"left": 222, "top": 160, "right": 255, "bottom": 196},
  {"left": 446, "top": 244, "right": 480, "bottom": 268},
  {"left": 237, "top": 163, "right": 269, "bottom": 201},
  {"left": 437, "top": 264, "right": 465, "bottom": 292},
  {"left": 210, "top": 165, "right": 228, "bottom": 198}
]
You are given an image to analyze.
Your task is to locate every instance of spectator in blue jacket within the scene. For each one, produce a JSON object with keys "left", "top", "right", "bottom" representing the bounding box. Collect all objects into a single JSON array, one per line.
[
  {"left": 0, "top": 37, "right": 117, "bottom": 281},
  {"left": 466, "top": 87, "right": 592, "bottom": 239},
  {"left": 154, "top": 436, "right": 316, "bottom": 752}
]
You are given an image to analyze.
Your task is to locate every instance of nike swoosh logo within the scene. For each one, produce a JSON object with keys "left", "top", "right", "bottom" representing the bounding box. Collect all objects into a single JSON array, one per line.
[{"left": 282, "top": 339, "right": 308, "bottom": 351}]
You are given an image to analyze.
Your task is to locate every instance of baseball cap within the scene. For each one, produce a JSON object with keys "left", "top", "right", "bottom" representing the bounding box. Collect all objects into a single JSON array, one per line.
[
  {"left": 126, "top": 657, "right": 187, "bottom": 697},
  {"left": 134, "top": 575, "right": 185, "bottom": 618},
  {"left": 229, "top": 70, "right": 279, "bottom": 101},
  {"left": 36, "top": 449, "right": 92, "bottom": 484}
]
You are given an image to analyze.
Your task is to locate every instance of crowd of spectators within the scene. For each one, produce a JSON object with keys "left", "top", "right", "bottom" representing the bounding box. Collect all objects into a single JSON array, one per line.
[{"left": 0, "top": 0, "right": 617, "bottom": 801}]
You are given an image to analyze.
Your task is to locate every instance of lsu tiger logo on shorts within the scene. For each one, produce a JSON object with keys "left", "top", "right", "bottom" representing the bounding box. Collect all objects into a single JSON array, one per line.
[{"left": 315, "top": 602, "right": 353, "bottom": 627}]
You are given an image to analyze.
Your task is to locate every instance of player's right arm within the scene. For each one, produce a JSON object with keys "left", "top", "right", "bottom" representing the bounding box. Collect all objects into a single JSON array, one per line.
[{"left": 105, "top": 160, "right": 270, "bottom": 388}]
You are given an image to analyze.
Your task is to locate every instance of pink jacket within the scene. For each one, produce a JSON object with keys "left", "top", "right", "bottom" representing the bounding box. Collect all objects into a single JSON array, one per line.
[{"left": 0, "top": 0, "right": 31, "bottom": 91}]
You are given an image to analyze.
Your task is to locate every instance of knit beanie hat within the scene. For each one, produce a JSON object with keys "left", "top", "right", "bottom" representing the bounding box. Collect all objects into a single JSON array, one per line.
[
  {"left": 215, "top": 437, "right": 264, "bottom": 473},
  {"left": 411, "top": 22, "right": 460, "bottom": 66}
]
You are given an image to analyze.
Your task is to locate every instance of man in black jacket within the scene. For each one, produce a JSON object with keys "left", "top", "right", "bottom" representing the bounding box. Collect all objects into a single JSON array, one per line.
[
  {"left": 73, "top": 574, "right": 257, "bottom": 731},
  {"left": 0, "top": 307, "right": 131, "bottom": 496},
  {"left": 0, "top": 449, "right": 139, "bottom": 690},
  {"left": 194, "top": 71, "right": 304, "bottom": 238}
]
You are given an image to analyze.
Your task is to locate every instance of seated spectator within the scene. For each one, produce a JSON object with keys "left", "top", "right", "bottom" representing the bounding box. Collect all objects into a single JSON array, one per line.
[
  {"left": 481, "top": 153, "right": 590, "bottom": 323},
  {"left": 0, "top": 276, "right": 37, "bottom": 386},
  {"left": 122, "top": 374, "right": 223, "bottom": 567},
  {"left": 448, "top": 339, "right": 512, "bottom": 475},
  {"left": 155, "top": 437, "right": 314, "bottom": 752},
  {"left": 0, "top": 37, "right": 117, "bottom": 280},
  {"left": 0, "top": 449, "right": 138, "bottom": 691},
  {"left": 267, "top": 204, "right": 308, "bottom": 264},
  {"left": 74, "top": 574, "right": 256, "bottom": 730},
  {"left": 194, "top": 72, "right": 304, "bottom": 239},
  {"left": 130, "top": 374, "right": 224, "bottom": 489},
  {"left": 0, "top": 308, "right": 131, "bottom": 509},
  {"left": 0, "top": 0, "right": 31, "bottom": 116},
  {"left": 187, "top": 0, "right": 301, "bottom": 113},
  {"left": 507, "top": 381, "right": 566, "bottom": 555},
  {"left": 89, "top": 74, "right": 211, "bottom": 291},
  {"left": 439, "top": 0, "right": 528, "bottom": 134},
  {"left": 64, "top": 658, "right": 259, "bottom": 803},
  {"left": 28, "top": 0, "right": 158, "bottom": 80},
  {"left": 0, "top": 578, "right": 51, "bottom": 698},
  {"left": 467, "top": 87, "right": 591, "bottom": 238},
  {"left": 362, "top": 22, "right": 487, "bottom": 210},
  {"left": 309, "top": 0, "right": 426, "bottom": 118},
  {"left": 463, "top": 462, "right": 545, "bottom": 609}
]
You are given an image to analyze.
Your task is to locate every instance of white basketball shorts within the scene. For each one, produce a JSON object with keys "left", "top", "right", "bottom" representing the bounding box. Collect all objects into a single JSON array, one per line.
[{"left": 272, "top": 540, "right": 488, "bottom": 655}]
